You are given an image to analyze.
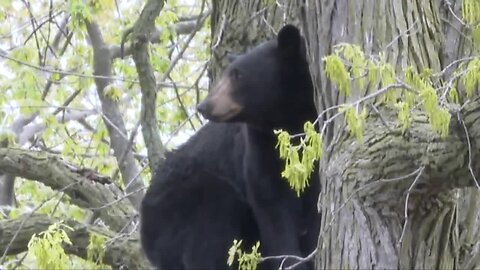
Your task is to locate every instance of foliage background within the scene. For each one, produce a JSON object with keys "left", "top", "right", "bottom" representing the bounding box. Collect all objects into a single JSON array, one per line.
[{"left": 0, "top": 0, "right": 210, "bottom": 268}]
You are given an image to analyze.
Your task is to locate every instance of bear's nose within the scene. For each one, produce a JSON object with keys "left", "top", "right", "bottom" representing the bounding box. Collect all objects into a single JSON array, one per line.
[{"left": 197, "top": 101, "right": 209, "bottom": 116}]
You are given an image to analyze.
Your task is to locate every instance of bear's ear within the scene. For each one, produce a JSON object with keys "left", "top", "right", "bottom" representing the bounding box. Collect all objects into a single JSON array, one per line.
[
  {"left": 277, "top": 24, "right": 302, "bottom": 56},
  {"left": 227, "top": 53, "right": 240, "bottom": 63}
]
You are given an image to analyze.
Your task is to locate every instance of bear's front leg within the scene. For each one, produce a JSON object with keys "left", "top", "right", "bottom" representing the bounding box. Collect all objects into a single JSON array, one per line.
[{"left": 243, "top": 127, "right": 310, "bottom": 270}]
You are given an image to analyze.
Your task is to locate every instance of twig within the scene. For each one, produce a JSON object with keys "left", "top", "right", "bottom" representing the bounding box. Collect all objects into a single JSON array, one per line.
[
  {"left": 435, "top": 56, "right": 476, "bottom": 77},
  {"left": 384, "top": 19, "right": 419, "bottom": 50},
  {"left": 458, "top": 111, "right": 480, "bottom": 189},
  {"left": 164, "top": 112, "right": 199, "bottom": 146},
  {"left": 211, "top": 14, "right": 225, "bottom": 50},
  {"left": 369, "top": 103, "right": 393, "bottom": 132},
  {"left": 446, "top": 0, "right": 468, "bottom": 26},
  {"left": 285, "top": 247, "right": 318, "bottom": 270},
  {"left": 314, "top": 83, "right": 407, "bottom": 126},
  {"left": 158, "top": 0, "right": 207, "bottom": 84},
  {"left": 112, "top": 119, "right": 142, "bottom": 185},
  {"left": 316, "top": 166, "right": 426, "bottom": 254},
  {"left": 0, "top": 53, "right": 178, "bottom": 87},
  {"left": 87, "top": 186, "right": 146, "bottom": 211},
  {"left": 398, "top": 165, "right": 425, "bottom": 246},
  {"left": 169, "top": 75, "right": 196, "bottom": 131},
  {"left": 380, "top": 166, "right": 425, "bottom": 183}
]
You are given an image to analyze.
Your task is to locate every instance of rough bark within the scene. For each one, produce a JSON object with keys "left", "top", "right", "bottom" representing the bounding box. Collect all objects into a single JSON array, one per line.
[
  {"left": 0, "top": 214, "right": 149, "bottom": 269},
  {"left": 315, "top": 102, "right": 480, "bottom": 269},
  {"left": 210, "top": 0, "right": 301, "bottom": 81},
  {"left": 301, "top": 0, "right": 480, "bottom": 268},
  {"left": 0, "top": 148, "right": 136, "bottom": 232}
]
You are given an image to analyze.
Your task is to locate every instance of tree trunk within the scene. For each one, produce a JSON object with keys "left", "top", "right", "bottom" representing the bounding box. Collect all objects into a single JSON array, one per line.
[
  {"left": 207, "top": 0, "right": 480, "bottom": 269},
  {"left": 301, "top": 0, "right": 480, "bottom": 268},
  {"left": 210, "top": 0, "right": 301, "bottom": 81}
]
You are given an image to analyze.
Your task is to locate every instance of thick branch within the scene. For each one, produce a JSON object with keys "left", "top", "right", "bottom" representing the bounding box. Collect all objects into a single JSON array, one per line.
[
  {"left": 17, "top": 110, "right": 96, "bottom": 145},
  {"left": 85, "top": 21, "right": 144, "bottom": 209},
  {"left": 131, "top": 0, "right": 166, "bottom": 170},
  {"left": 0, "top": 214, "right": 150, "bottom": 269},
  {"left": 0, "top": 148, "right": 136, "bottom": 232},
  {"left": 1, "top": 103, "right": 90, "bottom": 208},
  {"left": 316, "top": 99, "right": 480, "bottom": 269},
  {"left": 332, "top": 100, "right": 480, "bottom": 203}
]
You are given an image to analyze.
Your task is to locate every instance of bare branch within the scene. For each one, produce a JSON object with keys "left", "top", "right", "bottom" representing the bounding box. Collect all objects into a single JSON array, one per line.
[
  {"left": 131, "top": 0, "right": 167, "bottom": 170},
  {"left": 0, "top": 52, "right": 194, "bottom": 88},
  {"left": 17, "top": 110, "right": 96, "bottom": 145},
  {"left": 111, "top": 10, "right": 212, "bottom": 59},
  {"left": 85, "top": 21, "right": 144, "bottom": 209}
]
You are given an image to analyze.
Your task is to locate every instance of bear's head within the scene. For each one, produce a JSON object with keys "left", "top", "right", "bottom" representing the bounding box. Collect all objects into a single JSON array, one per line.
[{"left": 197, "top": 25, "right": 316, "bottom": 131}]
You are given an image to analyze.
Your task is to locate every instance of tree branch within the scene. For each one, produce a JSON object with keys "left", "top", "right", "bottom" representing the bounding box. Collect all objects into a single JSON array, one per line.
[
  {"left": 131, "top": 0, "right": 166, "bottom": 170},
  {"left": 326, "top": 98, "right": 480, "bottom": 203},
  {"left": 0, "top": 114, "right": 39, "bottom": 207},
  {"left": 17, "top": 110, "right": 96, "bottom": 145},
  {"left": 0, "top": 214, "right": 150, "bottom": 269},
  {"left": 0, "top": 148, "right": 136, "bottom": 232},
  {"left": 85, "top": 21, "right": 144, "bottom": 209}
]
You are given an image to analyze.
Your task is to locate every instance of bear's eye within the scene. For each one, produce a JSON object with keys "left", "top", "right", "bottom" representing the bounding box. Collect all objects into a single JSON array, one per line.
[{"left": 231, "top": 68, "right": 243, "bottom": 80}]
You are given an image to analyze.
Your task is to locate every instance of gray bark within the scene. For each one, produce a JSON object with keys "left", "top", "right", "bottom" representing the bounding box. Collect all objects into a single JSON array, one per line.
[
  {"left": 0, "top": 148, "right": 136, "bottom": 232},
  {"left": 131, "top": 0, "right": 166, "bottom": 171},
  {"left": 302, "top": 0, "right": 480, "bottom": 268},
  {"left": 0, "top": 148, "right": 148, "bottom": 268},
  {"left": 210, "top": 0, "right": 302, "bottom": 81},
  {"left": 86, "top": 21, "right": 144, "bottom": 210},
  {"left": 209, "top": 0, "right": 480, "bottom": 268}
]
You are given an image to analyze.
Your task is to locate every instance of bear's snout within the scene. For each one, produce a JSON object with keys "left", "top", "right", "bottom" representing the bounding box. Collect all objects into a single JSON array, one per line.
[
  {"left": 196, "top": 100, "right": 210, "bottom": 116},
  {"left": 197, "top": 77, "right": 242, "bottom": 122}
]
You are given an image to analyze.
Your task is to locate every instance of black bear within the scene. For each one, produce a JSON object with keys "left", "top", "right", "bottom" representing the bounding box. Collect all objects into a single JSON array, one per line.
[
  {"left": 197, "top": 24, "right": 319, "bottom": 270},
  {"left": 141, "top": 24, "right": 319, "bottom": 270},
  {"left": 140, "top": 122, "right": 259, "bottom": 269}
]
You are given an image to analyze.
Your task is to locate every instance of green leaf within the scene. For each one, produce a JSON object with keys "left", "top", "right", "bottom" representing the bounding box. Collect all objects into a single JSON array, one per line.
[
  {"left": 27, "top": 222, "right": 74, "bottom": 269},
  {"left": 324, "top": 54, "right": 351, "bottom": 96},
  {"left": 103, "top": 85, "right": 122, "bottom": 102},
  {"left": 448, "top": 87, "right": 459, "bottom": 104},
  {"left": 405, "top": 67, "right": 451, "bottom": 137},
  {"left": 87, "top": 233, "right": 107, "bottom": 266},
  {"left": 228, "top": 240, "right": 261, "bottom": 270},
  {"left": 69, "top": 0, "right": 92, "bottom": 29},
  {"left": 341, "top": 105, "right": 367, "bottom": 142},
  {"left": 463, "top": 59, "right": 480, "bottom": 97},
  {"left": 275, "top": 122, "right": 322, "bottom": 196},
  {"left": 341, "top": 44, "right": 367, "bottom": 88},
  {"left": 395, "top": 101, "right": 411, "bottom": 132}
]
